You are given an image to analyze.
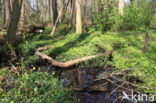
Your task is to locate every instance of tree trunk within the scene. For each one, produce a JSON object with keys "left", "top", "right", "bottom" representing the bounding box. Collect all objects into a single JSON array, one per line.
[
  {"left": 9, "top": 0, "right": 12, "bottom": 12},
  {"left": 20, "top": 0, "right": 25, "bottom": 26},
  {"left": 25, "top": 0, "right": 31, "bottom": 24},
  {"left": 118, "top": 0, "right": 124, "bottom": 15},
  {"left": 70, "top": 0, "right": 76, "bottom": 28},
  {"left": 143, "top": 27, "right": 149, "bottom": 53},
  {"left": 49, "top": 0, "right": 53, "bottom": 19},
  {"left": 75, "top": 0, "right": 82, "bottom": 34},
  {"left": 52, "top": 0, "right": 58, "bottom": 26},
  {"left": 4, "top": 0, "right": 11, "bottom": 26},
  {"left": 50, "top": 0, "right": 70, "bottom": 36},
  {"left": 0, "top": 0, "right": 2, "bottom": 22},
  {"left": 48, "top": 0, "right": 52, "bottom": 20},
  {"left": 39, "top": 0, "right": 46, "bottom": 22},
  {"left": 7, "top": 0, "right": 23, "bottom": 46}
]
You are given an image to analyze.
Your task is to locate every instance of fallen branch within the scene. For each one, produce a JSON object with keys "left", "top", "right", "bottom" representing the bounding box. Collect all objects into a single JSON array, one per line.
[
  {"left": 35, "top": 46, "right": 112, "bottom": 68},
  {"left": 22, "top": 24, "right": 45, "bottom": 33}
]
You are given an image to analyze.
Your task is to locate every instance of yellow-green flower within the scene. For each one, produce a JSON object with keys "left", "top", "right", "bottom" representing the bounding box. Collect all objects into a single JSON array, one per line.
[
  {"left": 18, "top": 91, "right": 20, "bottom": 95},
  {"left": 10, "top": 101, "right": 14, "bottom": 103},
  {"left": 69, "top": 86, "right": 73, "bottom": 90},
  {"left": 33, "top": 67, "right": 36, "bottom": 70},
  {"left": 38, "top": 68, "right": 41, "bottom": 71},
  {"left": 34, "top": 88, "right": 38, "bottom": 92},
  {"left": 52, "top": 72, "right": 55, "bottom": 75},
  {"left": 2, "top": 93, "right": 6, "bottom": 97}
]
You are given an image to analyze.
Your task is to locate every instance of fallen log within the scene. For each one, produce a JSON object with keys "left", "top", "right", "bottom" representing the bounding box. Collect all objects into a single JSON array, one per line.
[
  {"left": 35, "top": 46, "right": 113, "bottom": 68},
  {"left": 22, "top": 24, "right": 45, "bottom": 33}
]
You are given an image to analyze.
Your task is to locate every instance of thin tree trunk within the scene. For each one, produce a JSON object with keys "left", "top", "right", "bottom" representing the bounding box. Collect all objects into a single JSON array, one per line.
[
  {"left": 75, "top": 0, "right": 82, "bottom": 34},
  {"left": 50, "top": 0, "right": 70, "bottom": 36},
  {"left": 70, "top": 0, "right": 76, "bottom": 28},
  {"left": 52, "top": 0, "right": 58, "bottom": 26},
  {"left": 36, "top": 0, "right": 39, "bottom": 11},
  {"left": 48, "top": 0, "right": 51, "bottom": 20},
  {"left": 39, "top": 0, "right": 46, "bottom": 22},
  {"left": 7, "top": 0, "right": 23, "bottom": 46},
  {"left": 143, "top": 27, "right": 149, "bottom": 53},
  {"left": 20, "top": 0, "right": 25, "bottom": 26},
  {"left": 25, "top": 1, "right": 31, "bottom": 24},
  {"left": 0, "top": 0, "right": 2, "bottom": 22},
  {"left": 91, "top": 0, "right": 94, "bottom": 25},
  {"left": 49, "top": 0, "right": 53, "bottom": 19},
  {"left": 2, "top": 0, "right": 5, "bottom": 24},
  {"left": 9, "top": 0, "right": 12, "bottom": 12},
  {"left": 118, "top": 0, "right": 124, "bottom": 15},
  {"left": 4, "top": 0, "right": 11, "bottom": 26}
]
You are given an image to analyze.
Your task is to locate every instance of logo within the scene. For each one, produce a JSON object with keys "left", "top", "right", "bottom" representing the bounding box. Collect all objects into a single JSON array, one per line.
[{"left": 122, "top": 91, "right": 155, "bottom": 102}]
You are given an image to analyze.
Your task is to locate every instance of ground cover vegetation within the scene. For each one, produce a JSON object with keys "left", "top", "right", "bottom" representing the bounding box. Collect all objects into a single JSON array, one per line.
[{"left": 0, "top": 0, "right": 156, "bottom": 102}]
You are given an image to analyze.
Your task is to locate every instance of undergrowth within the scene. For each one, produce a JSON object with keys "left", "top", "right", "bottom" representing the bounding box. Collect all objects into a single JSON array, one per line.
[
  {"left": 0, "top": 67, "right": 71, "bottom": 103},
  {"left": 18, "top": 27, "right": 156, "bottom": 94}
]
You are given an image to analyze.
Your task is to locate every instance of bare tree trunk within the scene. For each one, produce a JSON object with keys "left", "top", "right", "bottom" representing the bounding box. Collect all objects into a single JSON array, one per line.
[
  {"left": 9, "top": 0, "right": 12, "bottom": 12},
  {"left": 70, "top": 0, "right": 76, "bottom": 28},
  {"left": 39, "top": 0, "right": 46, "bottom": 22},
  {"left": 45, "top": 0, "right": 49, "bottom": 21},
  {"left": 36, "top": 0, "right": 40, "bottom": 12},
  {"left": 143, "top": 27, "right": 149, "bottom": 53},
  {"left": 7, "top": 0, "right": 23, "bottom": 46},
  {"left": 49, "top": 0, "right": 53, "bottom": 19},
  {"left": 118, "top": 0, "right": 124, "bottom": 15},
  {"left": 50, "top": 0, "right": 70, "bottom": 36},
  {"left": 83, "top": 0, "right": 88, "bottom": 31},
  {"left": 0, "top": 0, "right": 2, "bottom": 22},
  {"left": 20, "top": 0, "right": 25, "bottom": 26},
  {"left": 52, "top": 0, "right": 58, "bottom": 26},
  {"left": 91, "top": 0, "right": 94, "bottom": 25},
  {"left": 48, "top": 0, "right": 52, "bottom": 20},
  {"left": 4, "top": 0, "right": 11, "bottom": 26},
  {"left": 59, "top": 0, "right": 66, "bottom": 23},
  {"left": 2, "top": 0, "right": 5, "bottom": 24},
  {"left": 25, "top": 5, "right": 31, "bottom": 24},
  {"left": 75, "top": 0, "right": 82, "bottom": 34}
]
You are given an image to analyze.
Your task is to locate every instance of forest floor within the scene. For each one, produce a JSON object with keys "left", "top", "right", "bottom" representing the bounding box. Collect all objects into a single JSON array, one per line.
[
  {"left": 0, "top": 27, "right": 156, "bottom": 102},
  {"left": 17, "top": 27, "right": 156, "bottom": 93}
]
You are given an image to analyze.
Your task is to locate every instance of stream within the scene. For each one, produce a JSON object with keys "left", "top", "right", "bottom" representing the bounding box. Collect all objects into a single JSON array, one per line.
[
  {"left": 39, "top": 66, "right": 152, "bottom": 103},
  {"left": 59, "top": 67, "right": 132, "bottom": 103}
]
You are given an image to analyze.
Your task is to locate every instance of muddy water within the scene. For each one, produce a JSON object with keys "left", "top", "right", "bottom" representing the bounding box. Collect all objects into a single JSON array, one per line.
[{"left": 59, "top": 67, "right": 130, "bottom": 103}]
